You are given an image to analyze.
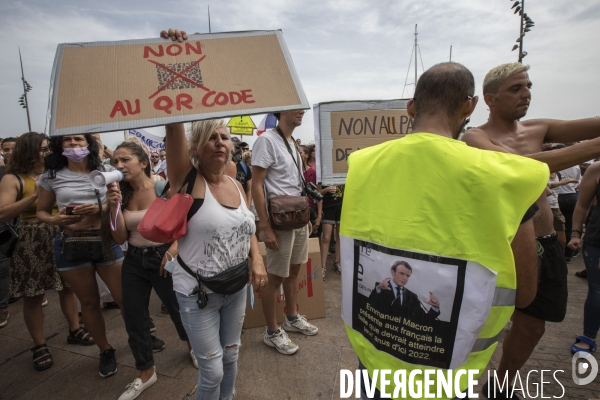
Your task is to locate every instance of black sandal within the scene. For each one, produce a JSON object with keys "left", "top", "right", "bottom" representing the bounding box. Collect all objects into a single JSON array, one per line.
[
  {"left": 67, "top": 327, "right": 95, "bottom": 346},
  {"left": 31, "top": 344, "right": 53, "bottom": 371}
]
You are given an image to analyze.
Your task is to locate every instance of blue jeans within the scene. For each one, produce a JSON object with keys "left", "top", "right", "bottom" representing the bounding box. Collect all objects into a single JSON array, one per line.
[
  {"left": 176, "top": 287, "right": 246, "bottom": 400},
  {"left": 582, "top": 242, "right": 600, "bottom": 339}
]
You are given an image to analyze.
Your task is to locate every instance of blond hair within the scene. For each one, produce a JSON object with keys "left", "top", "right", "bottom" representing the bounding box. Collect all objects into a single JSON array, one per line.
[
  {"left": 187, "top": 119, "right": 231, "bottom": 168},
  {"left": 483, "top": 63, "right": 530, "bottom": 95},
  {"left": 242, "top": 150, "right": 252, "bottom": 164}
]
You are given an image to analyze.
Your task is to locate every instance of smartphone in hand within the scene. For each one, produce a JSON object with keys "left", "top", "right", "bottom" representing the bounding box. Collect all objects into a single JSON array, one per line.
[{"left": 65, "top": 206, "right": 76, "bottom": 215}]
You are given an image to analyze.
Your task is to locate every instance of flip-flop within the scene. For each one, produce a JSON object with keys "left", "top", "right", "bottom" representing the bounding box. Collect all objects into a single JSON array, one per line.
[{"left": 571, "top": 335, "right": 597, "bottom": 354}]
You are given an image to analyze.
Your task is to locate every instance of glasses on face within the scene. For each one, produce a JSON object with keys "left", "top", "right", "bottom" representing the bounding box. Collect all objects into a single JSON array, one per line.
[
  {"left": 40, "top": 146, "right": 50, "bottom": 153},
  {"left": 151, "top": 156, "right": 159, "bottom": 159}
]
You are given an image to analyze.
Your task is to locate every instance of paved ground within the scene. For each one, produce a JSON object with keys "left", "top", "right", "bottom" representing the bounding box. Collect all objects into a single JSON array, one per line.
[{"left": 0, "top": 254, "right": 598, "bottom": 400}]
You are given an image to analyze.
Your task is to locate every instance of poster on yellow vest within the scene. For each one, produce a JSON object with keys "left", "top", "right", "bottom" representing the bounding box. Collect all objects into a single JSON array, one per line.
[{"left": 341, "top": 236, "right": 498, "bottom": 370}]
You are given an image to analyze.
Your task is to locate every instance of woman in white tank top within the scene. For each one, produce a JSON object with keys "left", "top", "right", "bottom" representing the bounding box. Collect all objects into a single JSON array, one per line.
[{"left": 166, "top": 120, "right": 267, "bottom": 400}]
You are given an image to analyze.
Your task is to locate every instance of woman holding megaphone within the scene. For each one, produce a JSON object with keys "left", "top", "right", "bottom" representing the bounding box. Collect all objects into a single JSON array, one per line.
[
  {"left": 37, "top": 134, "right": 125, "bottom": 378},
  {"left": 105, "top": 141, "right": 195, "bottom": 400}
]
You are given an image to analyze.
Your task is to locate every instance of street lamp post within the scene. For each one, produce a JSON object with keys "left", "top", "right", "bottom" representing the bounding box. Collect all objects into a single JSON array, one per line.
[
  {"left": 18, "top": 48, "right": 32, "bottom": 132},
  {"left": 509, "top": 0, "right": 535, "bottom": 63}
]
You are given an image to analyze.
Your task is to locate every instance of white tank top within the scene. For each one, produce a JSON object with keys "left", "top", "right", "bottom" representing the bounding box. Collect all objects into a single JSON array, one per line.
[{"left": 172, "top": 175, "right": 256, "bottom": 296}]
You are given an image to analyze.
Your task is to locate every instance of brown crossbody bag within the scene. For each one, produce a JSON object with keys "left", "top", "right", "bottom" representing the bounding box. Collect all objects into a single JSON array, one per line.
[{"left": 267, "top": 127, "right": 310, "bottom": 231}]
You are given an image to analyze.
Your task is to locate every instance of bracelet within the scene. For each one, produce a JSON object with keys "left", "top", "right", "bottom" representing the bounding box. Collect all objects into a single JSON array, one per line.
[{"left": 572, "top": 229, "right": 583, "bottom": 235}]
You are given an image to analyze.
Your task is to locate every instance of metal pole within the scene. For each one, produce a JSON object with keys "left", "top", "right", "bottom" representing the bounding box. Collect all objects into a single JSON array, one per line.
[
  {"left": 19, "top": 48, "right": 32, "bottom": 132},
  {"left": 450, "top": 45, "right": 452, "bottom": 62},
  {"left": 208, "top": 5, "right": 211, "bottom": 33},
  {"left": 414, "top": 24, "right": 418, "bottom": 92},
  {"left": 518, "top": 0, "right": 524, "bottom": 63}
]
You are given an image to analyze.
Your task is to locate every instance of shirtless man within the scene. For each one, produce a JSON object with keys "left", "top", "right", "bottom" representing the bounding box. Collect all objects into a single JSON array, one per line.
[{"left": 463, "top": 62, "right": 600, "bottom": 398}]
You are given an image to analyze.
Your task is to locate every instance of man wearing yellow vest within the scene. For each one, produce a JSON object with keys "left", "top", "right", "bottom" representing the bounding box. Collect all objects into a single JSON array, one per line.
[{"left": 340, "top": 62, "right": 548, "bottom": 399}]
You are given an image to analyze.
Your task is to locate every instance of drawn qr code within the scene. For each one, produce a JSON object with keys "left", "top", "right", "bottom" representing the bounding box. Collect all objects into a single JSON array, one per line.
[{"left": 155, "top": 62, "right": 203, "bottom": 90}]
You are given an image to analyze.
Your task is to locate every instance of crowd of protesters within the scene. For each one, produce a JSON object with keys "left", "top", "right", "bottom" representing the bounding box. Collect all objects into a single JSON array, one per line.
[{"left": 1, "top": 29, "right": 600, "bottom": 400}]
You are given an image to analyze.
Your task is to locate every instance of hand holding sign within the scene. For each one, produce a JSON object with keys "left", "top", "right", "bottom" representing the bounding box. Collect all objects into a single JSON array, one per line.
[{"left": 160, "top": 28, "right": 188, "bottom": 42}]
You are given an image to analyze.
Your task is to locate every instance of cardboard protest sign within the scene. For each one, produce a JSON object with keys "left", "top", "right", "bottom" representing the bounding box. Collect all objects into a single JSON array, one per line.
[
  {"left": 313, "top": 100, "right": 413, "bottom": 185},
  {"left": 46, "top": 31, "right": 309, "bottom": 136},
  {"left": 243, "top": 238, "right": 325, "bottom": 329}
]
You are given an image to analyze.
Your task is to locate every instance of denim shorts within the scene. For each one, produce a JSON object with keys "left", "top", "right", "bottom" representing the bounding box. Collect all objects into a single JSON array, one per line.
[{"left": 54, "top": 230, "right": 124, "bottom": 272}]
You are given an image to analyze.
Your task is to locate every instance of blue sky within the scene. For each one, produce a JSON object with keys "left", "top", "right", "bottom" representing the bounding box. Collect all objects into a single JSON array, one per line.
[{"left": 1, "top": 0, "right": 599, "bottom": 148}]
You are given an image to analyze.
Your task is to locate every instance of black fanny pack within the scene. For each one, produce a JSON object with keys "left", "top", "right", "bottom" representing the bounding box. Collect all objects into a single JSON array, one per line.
[{"left": 177, "top": 255, "right": 248, "bottom": 307}]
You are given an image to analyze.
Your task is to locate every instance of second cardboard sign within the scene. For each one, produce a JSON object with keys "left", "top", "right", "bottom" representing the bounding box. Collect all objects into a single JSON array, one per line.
[{"left": 244, "top": 238, "right": 325, "bottom": 329}]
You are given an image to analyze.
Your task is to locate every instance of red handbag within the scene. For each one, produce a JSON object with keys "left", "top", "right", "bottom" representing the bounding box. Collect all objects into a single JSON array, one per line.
[{"left": 138, "top": 168, "right": 197, "bottom": 243}]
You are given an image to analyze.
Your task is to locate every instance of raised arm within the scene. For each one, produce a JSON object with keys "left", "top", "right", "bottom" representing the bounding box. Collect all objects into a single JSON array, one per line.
[
  {"left": 542, "top": 118, "right": 600, "bottom": 143},
  {"left": 526, "top": 138, "right": 600, "bottom": 173},
  {"left": 464, "top": 129, "right": 600, "bottom": 173},
  {"left": 165, "top": 123, "right": 193, "bottom": 192}
]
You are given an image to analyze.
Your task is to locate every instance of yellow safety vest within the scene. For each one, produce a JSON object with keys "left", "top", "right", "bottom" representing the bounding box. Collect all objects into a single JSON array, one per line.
[{"left": 340, "top": 133, "right": 548, "bottom": 398}]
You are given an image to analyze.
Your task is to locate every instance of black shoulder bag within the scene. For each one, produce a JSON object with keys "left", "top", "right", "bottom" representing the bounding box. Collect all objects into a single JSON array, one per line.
[
  {"left": 266, "top": 127, "right": 310, "bottom": 231},
  {"left": 177, "top": 256, "right": 249, "bottom": 308},
  {"left": 0, "top": 175, "right": 23, "bottom": 258}
]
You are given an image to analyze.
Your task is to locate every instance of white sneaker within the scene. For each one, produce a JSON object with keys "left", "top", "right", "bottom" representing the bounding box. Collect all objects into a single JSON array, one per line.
[
  {"left": 118, "top": 367, "right": 157, "bottom": 400},
  {"left": 263, "top": 328, "right": 299, "bottom": 355},
  {"left": 283, "top": 315, "right": 319, "bottom": 336},
  {"left": 190, "top": 349, "right": 198, "bottom": 369}
]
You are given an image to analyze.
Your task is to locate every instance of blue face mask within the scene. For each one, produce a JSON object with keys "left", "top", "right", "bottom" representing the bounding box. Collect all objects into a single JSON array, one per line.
[
  {"left": 62, "top": 147, "right": 90, "bottom": 162},
  {"left": 164, "top": 251, "right": 175, "bottom": 273},
  {"left": 164, "top": 259, "right": 175, "bottom": 273}
]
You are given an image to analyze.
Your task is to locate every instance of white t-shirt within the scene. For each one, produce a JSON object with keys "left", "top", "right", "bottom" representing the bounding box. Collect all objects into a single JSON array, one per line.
[
  {"left": 38, "top": 166, "right": 113, "bottom": 210},
  {"left": 548, "top": 175, "right": 559, "bottom": 209},
  {"left": 557, "top": 166, "right": 580, "bottom": 195},
  {"left": 251, "top": 129, "right": 303, "bottom": 198}
]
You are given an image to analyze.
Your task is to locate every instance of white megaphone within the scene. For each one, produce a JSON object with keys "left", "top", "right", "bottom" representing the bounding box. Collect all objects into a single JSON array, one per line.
[{"left": 89, "top": 170, "right": 124, "bottom": 190}]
